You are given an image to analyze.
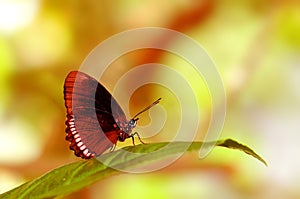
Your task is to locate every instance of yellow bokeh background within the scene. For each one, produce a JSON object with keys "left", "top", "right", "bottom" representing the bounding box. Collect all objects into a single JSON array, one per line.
[{"left": 1, "top": 0, "right": 300, "bottom": 198}]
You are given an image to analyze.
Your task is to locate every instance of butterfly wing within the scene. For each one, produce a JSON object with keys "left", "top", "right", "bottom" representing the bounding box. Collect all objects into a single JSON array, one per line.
[{"left": 64, "top": 71, "right": 127, "bottom": 158}]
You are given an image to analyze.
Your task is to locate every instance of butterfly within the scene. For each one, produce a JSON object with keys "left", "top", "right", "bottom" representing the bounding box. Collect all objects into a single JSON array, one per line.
[{"left": 63, "top": 71, "right": 161, "bottom": 159}]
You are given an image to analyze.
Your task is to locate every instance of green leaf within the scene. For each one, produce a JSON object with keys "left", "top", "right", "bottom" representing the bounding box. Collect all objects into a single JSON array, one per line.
[{"left": 0, "top": 139, "right": 267, "bottom": 199}]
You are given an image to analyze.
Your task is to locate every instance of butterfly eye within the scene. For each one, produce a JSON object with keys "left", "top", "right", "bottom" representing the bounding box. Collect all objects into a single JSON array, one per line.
[{"left": 128, "top": 119, "right": 137, "bottom": 127}]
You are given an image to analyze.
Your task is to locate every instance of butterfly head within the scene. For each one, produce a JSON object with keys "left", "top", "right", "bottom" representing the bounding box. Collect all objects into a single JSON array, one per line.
[
  {"left": 123, "top": 98, "right": 161, "bottom": 134},
  {"left": 125, "top": 118, "right": 139, "bottom": 133}
]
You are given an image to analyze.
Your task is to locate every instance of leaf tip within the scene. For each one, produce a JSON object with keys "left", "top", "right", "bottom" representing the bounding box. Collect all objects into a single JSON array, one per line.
[{"left": 217, "top": 139, "right": 268, "bottom": 167}]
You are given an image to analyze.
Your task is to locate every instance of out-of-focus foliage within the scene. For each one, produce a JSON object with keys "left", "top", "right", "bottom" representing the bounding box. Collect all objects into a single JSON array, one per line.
[{"left": 0, "top": 0, "right": 299, "bottom": 198}]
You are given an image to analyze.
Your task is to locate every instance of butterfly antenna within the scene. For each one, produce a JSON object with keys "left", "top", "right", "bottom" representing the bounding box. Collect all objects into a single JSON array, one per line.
[{"left": 132, "top": 98, "right": 161, "bottom": 119}]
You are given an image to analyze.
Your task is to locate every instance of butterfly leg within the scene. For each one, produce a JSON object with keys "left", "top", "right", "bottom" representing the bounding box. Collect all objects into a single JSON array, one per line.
[
  {"left": 130, "top": 132, "right": 146, "bottom": 145},
  {"left": 109, "top": 144, "right": 116, "bottom": 152}
]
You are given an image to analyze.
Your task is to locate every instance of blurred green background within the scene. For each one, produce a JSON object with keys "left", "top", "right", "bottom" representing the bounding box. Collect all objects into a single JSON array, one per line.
[{"left": 0, "top": 0, "right": 300, "bottom": 198}]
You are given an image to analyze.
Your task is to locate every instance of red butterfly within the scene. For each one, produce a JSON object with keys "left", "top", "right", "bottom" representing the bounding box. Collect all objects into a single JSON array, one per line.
[{"left": 64, "top": 71, "right": 161, "bottom": 159}]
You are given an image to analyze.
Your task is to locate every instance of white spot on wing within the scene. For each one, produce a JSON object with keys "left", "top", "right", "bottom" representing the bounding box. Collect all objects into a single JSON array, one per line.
[{"left": 83, "top": 149, "right": 89, "bottom": 155}]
